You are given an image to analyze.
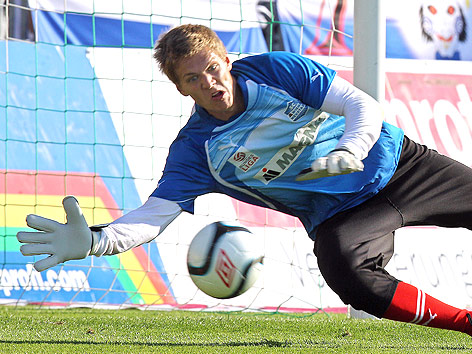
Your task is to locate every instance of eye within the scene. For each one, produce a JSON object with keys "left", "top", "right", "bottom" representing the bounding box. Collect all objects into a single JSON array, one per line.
[
  {"left": 187, "top": 75, "right": 198, "bottom": 83},
  {"left": 428, "top": 5, "right": 437, "bottom": 14},
  {"left": 447, "top": 6, "right": 455, "bottom": 14},
  {"left": 208, "top": 63, "right": 218, "bottom": 72}
]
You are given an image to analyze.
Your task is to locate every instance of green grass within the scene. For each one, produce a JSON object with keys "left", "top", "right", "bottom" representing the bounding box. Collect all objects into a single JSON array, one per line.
[{"left": 0, "top": 307, "right": 470, "bottom": 353}]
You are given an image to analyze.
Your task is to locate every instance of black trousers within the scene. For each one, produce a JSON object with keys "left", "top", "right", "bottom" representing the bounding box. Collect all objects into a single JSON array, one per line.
[{"left": 314, "top": 137, "right": 472, "bottom": 317}]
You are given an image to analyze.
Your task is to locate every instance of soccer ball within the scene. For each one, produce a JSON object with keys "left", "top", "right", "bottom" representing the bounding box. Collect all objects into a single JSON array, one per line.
[{"left": 187, "top": 221, "right": 264, "bottom": 299}]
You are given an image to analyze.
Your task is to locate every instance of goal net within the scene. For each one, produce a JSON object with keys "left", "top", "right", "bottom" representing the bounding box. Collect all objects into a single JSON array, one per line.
[{"left": 1, "top": 0, "right": 354, "bottom": 312}]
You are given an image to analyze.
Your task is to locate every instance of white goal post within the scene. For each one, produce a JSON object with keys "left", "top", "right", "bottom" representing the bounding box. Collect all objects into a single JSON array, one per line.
[{"left": 350, "top": 0, "right": 385, "bottom": 319}]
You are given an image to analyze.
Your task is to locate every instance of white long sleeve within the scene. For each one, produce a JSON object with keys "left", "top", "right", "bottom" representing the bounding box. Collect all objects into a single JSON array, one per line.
[
  {"left": 320, "top": 75, "right": 384, "bottom": 160},
  {"left": 90, "top": 197, "right": 182, "bottom": 256}
]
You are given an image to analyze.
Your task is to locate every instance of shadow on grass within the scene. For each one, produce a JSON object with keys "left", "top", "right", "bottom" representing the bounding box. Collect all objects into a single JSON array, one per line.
[
  {"left": 1, "top": 339, "right": 470, "bottom": 351},
  {"left": 0, "top": 339, "right": 296, "bottom": 348}
]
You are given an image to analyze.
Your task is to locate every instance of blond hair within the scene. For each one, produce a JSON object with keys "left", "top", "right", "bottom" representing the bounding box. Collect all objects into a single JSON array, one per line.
[{"left": 153, "top": 24, "right": 227, "bottom": 84}]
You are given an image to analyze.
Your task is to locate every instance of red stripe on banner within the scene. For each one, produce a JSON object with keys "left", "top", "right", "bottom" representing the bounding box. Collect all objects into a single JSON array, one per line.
[
  {"left": 0, "top": 169, "right": 122, "bottom": 219},
  {"left": 2, "top": 170, "right": 37, "bottom": 195}
]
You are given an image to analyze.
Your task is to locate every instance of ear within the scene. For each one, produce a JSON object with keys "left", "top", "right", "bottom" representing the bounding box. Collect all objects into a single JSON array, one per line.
[{"left": 225, "top": 56, "right": 232, "bottom": 70}]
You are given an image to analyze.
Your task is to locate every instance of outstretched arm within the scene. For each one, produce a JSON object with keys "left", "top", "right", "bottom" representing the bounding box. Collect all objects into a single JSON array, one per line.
[
  {"left": 17, "top": 196, "right": 181, "bottom": 271},
  {"left": 91, "top": 196, "right": 181, "bottom": 256}
]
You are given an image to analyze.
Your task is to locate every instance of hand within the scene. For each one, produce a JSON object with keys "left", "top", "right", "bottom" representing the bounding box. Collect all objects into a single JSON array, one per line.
[
  {"left": 16, "top": 196, "right": 93, "bottom": 272},
  {"left": 296, "top": 150, "right": 364, "bottom": 181}
]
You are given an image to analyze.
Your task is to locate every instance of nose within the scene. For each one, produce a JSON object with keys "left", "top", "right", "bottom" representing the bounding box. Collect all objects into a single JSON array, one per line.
[{"left": 201, "top": 73, "right": 215, "bottom": 89}]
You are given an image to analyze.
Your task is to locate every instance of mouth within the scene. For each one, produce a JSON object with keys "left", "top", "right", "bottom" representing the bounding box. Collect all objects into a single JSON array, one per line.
[
  {"left": 211, "top": 90, "right": 225, "bottom": 100},
  {"left": 437, "top": 34, "right": 453, "bottom": 42}
]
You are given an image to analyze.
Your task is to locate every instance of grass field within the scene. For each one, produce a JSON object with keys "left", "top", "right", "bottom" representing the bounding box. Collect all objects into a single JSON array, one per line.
[{"left": 0, "top": 306, "right": 471, "bottom": 353}]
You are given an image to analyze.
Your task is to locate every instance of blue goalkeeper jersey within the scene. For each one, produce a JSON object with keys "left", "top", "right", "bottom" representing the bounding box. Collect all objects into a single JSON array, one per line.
[{"left": 152, "top": 52, "right": 404, "bottom": 239}]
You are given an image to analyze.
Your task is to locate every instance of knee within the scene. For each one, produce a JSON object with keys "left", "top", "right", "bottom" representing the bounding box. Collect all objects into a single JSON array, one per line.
[{"left": 317, "top": 253, "right": 381, "bottom": 314}]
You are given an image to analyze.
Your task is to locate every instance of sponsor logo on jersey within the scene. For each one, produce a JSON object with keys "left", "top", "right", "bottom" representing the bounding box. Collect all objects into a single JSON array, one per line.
[
  {"left": 257, "top": 168, "right": 280, "bottom": 182},
  {"left": 284, "top": 101, "right": 308, "bottom": 122},
  {"left": 228, "top": 146, "right": 260, "bottom": 172},
  {"left": 254, "top": 113, "right": 328, "bottom": 184}
]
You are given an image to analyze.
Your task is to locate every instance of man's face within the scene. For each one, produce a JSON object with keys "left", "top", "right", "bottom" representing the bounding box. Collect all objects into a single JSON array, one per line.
[{"left": 174, "top": 50, "right": 243, "bottom": 121}]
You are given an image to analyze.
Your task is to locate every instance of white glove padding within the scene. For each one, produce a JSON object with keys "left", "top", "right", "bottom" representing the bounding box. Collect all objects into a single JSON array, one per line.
[
  {"left": 16, "top": 196, "right": 93, "bottom": 272},
  {"left": 296, "top": 150, "right": 364, "bottom": 181}
]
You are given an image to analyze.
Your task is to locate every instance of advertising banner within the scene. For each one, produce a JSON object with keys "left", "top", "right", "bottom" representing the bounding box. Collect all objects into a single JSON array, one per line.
[
  {"left": 27, "top": 0, "right": 267, "bottom": 53},
  {"left": 0, "top": 42, "right": 176, "bottom": 307},
  {"left": 277, "top": 0, "right": 472, "bottom": 60},
  {"left": 28, "top": 0, "right": 472, "bottom": 60}
]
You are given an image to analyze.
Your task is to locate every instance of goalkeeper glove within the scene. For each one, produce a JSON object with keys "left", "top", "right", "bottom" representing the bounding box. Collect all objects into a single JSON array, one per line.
[
  {"left": 296, "top": 149, "right": 364, "bottom": 181},
  {"left": 16, "top": 196, "right": 95, "bottom": 272}
]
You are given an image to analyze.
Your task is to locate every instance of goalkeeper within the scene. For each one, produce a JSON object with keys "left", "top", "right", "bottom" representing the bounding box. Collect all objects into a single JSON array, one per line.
[{"left": 17, "top": 24, "right": 472, "bottom": 336}]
